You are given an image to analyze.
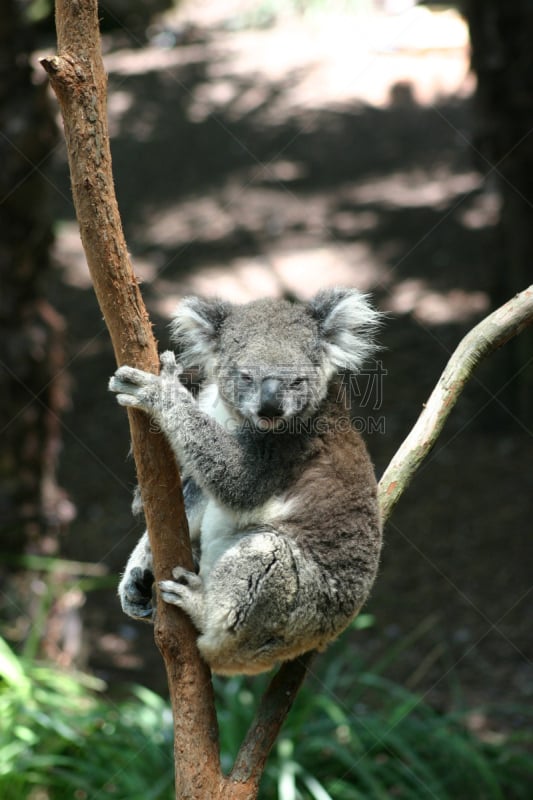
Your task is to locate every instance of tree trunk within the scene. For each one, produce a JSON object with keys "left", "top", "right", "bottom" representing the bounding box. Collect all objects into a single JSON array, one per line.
[{"left": 41, "top": 1, "right": 222, "bottom": 795}]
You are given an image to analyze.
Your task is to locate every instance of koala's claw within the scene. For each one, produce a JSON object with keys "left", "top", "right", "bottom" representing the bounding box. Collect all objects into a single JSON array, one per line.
[
  {"left": 114, "top": 366, "right": 158, "bottom": 387},
  {"left": 159, "top": 568, "right": 203, "bottom": 608},
  {"left": 109, "top": 367, "right": 159, "bottom": 413},
  {"left": 120, "top": 566, "right": 154, "bottom": 622},
  {"left": 115, "top": 392, "right": 143, "bottom": 409},
  {"left": 108, "top": 376, "right": 130, "bottom": 393},
  {"left": 159, "top": 582, "right": 185, "bottom": 608},
  {"left": 171, "top": 566, "right": 202, "bottom": 586},
  {"left": 160, "top": 351, "right": 182, "bottom": 376},
  {"left": 109, "top": 368, "right": 156, "bottom": 399},
  {"left": 109, "top": 358, "right": 187, "bottom": 415}
]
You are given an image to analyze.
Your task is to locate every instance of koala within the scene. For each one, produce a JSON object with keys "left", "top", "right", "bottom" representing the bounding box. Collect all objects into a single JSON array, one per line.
[{"left": 109, "top": 288, "right": 382, "bottom": 675}]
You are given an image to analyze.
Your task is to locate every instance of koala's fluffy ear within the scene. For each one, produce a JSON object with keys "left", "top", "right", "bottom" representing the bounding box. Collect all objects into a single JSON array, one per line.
[
  {"left": 170, "top": 296, "right": 232, "bottom": 371},
  {"left": 309, "top": 288, "right": 381, "bottom": 373}
]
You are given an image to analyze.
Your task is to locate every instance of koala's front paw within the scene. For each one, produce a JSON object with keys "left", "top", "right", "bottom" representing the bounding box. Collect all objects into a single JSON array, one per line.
[
  {"left": 109, "top": 365, "right": 161, "bottom": 414},
  {"left": 159, "top": 350, "right": 181, "bottom": 377},
  {"left": 109, "top": 354, "right": 187, "bottom": 416},
  {"left": 119, "top": 566, "right": 155, "bottom": 622}
]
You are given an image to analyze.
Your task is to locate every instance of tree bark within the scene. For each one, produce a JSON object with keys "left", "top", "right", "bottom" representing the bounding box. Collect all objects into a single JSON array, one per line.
[{"left": 41, "top": 2, "right": 533, "bottom": 798}]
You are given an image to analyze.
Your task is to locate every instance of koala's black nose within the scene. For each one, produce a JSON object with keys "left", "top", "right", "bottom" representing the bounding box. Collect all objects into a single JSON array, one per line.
[{"left": 259, "top": 378, "right": 284, "bottom": 418}]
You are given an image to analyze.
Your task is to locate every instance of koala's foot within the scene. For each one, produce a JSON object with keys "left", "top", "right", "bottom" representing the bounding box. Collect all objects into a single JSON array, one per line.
[
  {"left": 159, "top": 567, "right": 205, "bottom": 631},
  {"left": 119, "top": 566, "right": 154, "bottom": 622}
]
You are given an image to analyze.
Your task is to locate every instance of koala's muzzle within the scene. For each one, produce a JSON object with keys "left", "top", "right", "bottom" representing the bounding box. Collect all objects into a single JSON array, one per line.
[{"left": 258, "top": 377, "right": 284, "bottom": 418}]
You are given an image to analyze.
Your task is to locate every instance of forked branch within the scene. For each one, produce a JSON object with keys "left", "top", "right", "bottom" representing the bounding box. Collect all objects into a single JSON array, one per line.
[{"left": 41, "top": 1, "right": 533, "bottom": 797}]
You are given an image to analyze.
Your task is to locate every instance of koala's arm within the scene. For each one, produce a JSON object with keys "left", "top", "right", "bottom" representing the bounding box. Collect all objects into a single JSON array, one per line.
[{"left": 109, "top": 353, "right": 274, "bottom": 507}]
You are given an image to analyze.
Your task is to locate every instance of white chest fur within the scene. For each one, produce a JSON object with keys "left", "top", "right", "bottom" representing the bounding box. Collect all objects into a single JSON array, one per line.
[
  {"left": 194, "top": 382, "right": 295, "bottom": 574},
  {"left": 199, "top": 494, "right": 295, "bottom": 576},
  {"left": 198, "top": 382, "right": 239, "bottom": 429}
]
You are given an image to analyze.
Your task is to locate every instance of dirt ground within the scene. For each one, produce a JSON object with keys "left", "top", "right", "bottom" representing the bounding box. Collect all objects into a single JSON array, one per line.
[{"left": 41, "top": 2, "right": 531, "bottom": 725}]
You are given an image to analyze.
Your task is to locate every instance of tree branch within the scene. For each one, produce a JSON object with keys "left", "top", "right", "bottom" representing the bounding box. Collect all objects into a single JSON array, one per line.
[
  {"left": 378, "top": 285, "right": 533, "bottom": 523},
  {"left": 230, "top": 653, "right": 314, "bottom": 787},
  {"left": 41, "top": 1, "right": 220, "bottom": 796}
]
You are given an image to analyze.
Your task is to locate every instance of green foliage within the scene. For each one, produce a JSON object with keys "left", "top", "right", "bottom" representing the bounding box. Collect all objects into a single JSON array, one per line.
[
  {"left": 216, "top": 642, "right": 533, "bottom": 800},
  {"left": 23, "top": 0, "right": 53, "bottom": 24},
  {"left": 0, "top": 637, "right": 174, "bottom": 800},
  {"left": 1, "top": 635, "right": 532, "bottom": 800}
]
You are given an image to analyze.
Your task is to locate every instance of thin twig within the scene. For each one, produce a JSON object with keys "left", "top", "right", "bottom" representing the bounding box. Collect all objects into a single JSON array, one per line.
[{"left": 231, "top": 653, "right": 314, "bottom": 786}]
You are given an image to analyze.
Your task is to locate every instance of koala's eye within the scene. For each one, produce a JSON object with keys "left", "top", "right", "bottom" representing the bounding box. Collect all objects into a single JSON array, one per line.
[
  {"left": 290, "top": 377, "right": 305, "bottom": 389},
  {"left": 239, "top": 371, "right": 253, "bottom": 384}
]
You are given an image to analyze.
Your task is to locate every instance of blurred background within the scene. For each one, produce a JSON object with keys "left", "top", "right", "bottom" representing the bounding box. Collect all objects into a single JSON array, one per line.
[{"left": 1, "top": 1, "right": 532, "bottom": 798}]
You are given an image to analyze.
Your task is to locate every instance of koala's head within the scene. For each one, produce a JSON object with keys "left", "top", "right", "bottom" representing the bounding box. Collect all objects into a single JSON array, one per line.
[{"left": 171, "top": 288, "right": 380, "bottom": 431}]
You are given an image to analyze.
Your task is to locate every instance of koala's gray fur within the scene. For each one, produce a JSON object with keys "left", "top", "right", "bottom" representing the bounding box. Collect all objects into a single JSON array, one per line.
[{"left": 109, "top": 288, "right": 382, "bottom": 675}]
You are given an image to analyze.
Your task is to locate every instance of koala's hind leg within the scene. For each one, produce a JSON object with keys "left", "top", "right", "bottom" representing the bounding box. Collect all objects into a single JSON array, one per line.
[
  {"left": 198, "top": 531, "right": 302, "bottom": 674},
  {"left": 159, "top": 567, "right": 205, "bottom": 631}
]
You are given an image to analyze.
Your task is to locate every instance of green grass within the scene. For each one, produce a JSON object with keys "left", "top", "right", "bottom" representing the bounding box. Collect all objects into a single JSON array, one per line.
[
  {"left": 1, "top": 634, "right": 531, "bottom": 800},
  {"left": 217, "top": 649, "right": 533, "bottom": 800},
  {"left": 0, "top": 636, "right": 174, "bottom": 800}
]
